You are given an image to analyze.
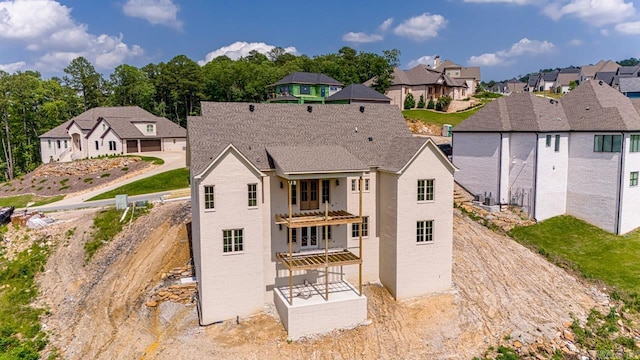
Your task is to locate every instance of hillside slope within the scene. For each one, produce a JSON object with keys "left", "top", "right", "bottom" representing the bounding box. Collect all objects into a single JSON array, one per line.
[{"left": 35, "top": 207, "right": 605, "bottom": 359}]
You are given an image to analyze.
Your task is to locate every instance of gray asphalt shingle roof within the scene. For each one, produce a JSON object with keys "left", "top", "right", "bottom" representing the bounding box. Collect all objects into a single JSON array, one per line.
[
  {"left": 189, "top": 103, "right": 414, "bottom": 176},
  {"left": 272, "top": 72, "right": 342, "bottom": 86},
  {"left": 581, "top": 60, "right": 620, "bottom": 78},
  {"left": 266, "top": 145, "right": 368, "bottom": 173},
  {"left": 325, "top": 84, "right": 391, "bottom": 102},
  {"left": 619, "top": 77, "right": 640, "bottom": 93},
  {"left": 455, "top": 81, "right": 640, "bottom": 132}
]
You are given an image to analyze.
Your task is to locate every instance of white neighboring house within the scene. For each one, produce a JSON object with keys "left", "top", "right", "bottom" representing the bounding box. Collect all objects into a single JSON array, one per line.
[
  {"left": 39, "top": 106, "right": 186, "bottom": 163},
  {"left": 452, "top": 81, "right": 640, "bottom": 235},
  {"left": 188, "top": 103, "right": 457, "bottom": 339}
]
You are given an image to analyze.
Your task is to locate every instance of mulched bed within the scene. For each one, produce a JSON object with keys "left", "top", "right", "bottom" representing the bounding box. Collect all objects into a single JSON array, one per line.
[{"left": 1, "top": 157, "right": 152, "bottom": 198}]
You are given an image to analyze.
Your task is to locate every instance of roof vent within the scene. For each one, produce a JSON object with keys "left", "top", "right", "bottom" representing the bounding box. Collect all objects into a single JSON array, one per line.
[
  {"left": 249, "top": 104, "right": 255, "bottom": 112},
  {"left": 307, "top": 105, "right": 312, "bottom": 113},
  {"left": 355, "top": 127, "right": 358, "bottom": 133},
  {"left": 359, "top": 106, "right": 365, "bottom": 113},
  {"left": 586, "top": 106, "right": 590, "bottom": 110},
  {"left": 556, "top": 117, "right": 561, "bottom": 121},
  {"left": 368, "top": 136, "right": 373, "bottom": 142},
  {"left": 599, "top": 80, "right": 603, "bottom": 86}
]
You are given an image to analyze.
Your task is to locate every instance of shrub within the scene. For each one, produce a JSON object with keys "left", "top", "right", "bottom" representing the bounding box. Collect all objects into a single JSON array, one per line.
[
  {"left": 83, "top": 178, "right": 93, "bottom": 183},
  {"left": 121, "top": 167, "right": 129, "bottom": 172},
  {"left": 58, "top": 186, "right": 69, "bottom": 191},
  {"left": 427, "top": 97, "right": 435, "bottom": 109},
  {"left": 417, "top": 94, "right": 425, "bottom": 109},
  {"left": 100, "top": 173, "right": 110, "bottom": 178},
  {"left": 403, "top": 93, "right": 415, "bottom": 110},
  {"left": 437, "top": 95, "right": 452, "bottom": 112},
  {"left": 59, "top": 178, "right": 69, "bottom": 186}
]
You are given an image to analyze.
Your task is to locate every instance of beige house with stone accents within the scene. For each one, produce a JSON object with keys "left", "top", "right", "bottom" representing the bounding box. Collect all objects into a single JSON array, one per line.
[{"left": 188, "top": 102, "right": 457, "bottom": 339}]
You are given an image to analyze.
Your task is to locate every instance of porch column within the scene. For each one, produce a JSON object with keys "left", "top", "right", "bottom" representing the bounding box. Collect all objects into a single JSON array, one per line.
[
  {"left": 324, "top": 201, "right": 329, "bottom": 301},
  {"left": 288, "top": 180, "right": 293, "bottom": 305},
  {"left": 359, "top": 176, "right": 363, "bottom": 296}
]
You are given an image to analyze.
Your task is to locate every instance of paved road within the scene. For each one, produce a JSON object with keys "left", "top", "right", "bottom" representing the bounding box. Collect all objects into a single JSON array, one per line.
[{"left": 27, "top": 151, "right": 187, "bottom": 212}]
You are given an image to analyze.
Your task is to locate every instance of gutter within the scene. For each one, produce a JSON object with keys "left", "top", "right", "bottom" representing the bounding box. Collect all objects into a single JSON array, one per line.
[
  {"left": 498, "top": 133, "right": 503, "bottom": 205},
  {"left": 532, "top": 132, "right": 539, "bottom": 220}
]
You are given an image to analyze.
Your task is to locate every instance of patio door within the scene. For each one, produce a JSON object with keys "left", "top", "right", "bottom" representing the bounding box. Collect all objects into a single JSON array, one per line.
[
  {"left": 300, "top": 226, "right": 318, "bottom": 250},
  {"left": 300, "top": 180, "right": 319, "bottom": 210}
]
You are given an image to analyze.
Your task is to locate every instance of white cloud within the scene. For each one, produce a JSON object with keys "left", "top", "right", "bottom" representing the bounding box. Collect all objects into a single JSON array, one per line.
[
  {"left": 467, "top": 38, "right": 555, "bottom": 66},
  {"left": 123, "top": 0, "right": 182, "bottom": 29},
  {"left": 379, "top": 18, "right": 393, "bottom": 31},
  {"left": 616, "top": 21, "right": 640, "bottom": 34},
  {"left": 0, "top": 61, "right": 26, "bottom": 73},
  {"left": 568, "top": 39, "right": 583, "bottom": 46},
  {"left": 393, "top": 13, "right": 447, "bottom": 40},
  {"left": 0, "top": 0, "right": 144, "bottom": 71},
  {"left": 543, "top": 0, "right": 636, "bottom": 26},
  {"left": 342, "top": 32, "right": 383, "bottom": 43},
  {"left": 407, "top": 55, "right": 434, "bottom": 68},
  {"left": 198, "top": 41, "right": 298, "bottom": 65}
]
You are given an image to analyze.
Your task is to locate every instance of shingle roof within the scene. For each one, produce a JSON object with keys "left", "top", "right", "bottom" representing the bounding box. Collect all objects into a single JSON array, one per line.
[
  {"left": 559, "top": 67, "right": 581, "bottom": 74},
  {"left": 556, "top": 72, "right": 580, "bottom": 87},
  {"left": 542, "top": 71, "right": 559, "bottom": 82},
  {"left": 617, "top": 65, "right": 640, "bottom": 76},
  {"left": 189, "top": 103, "right": 413, "bottom": 176},
  {"left": 455, "top": 81, "right": 640, "bottom": 132},
  {"left": 380, "top": 137, "right": 428, "bottom": 173},
  {"left": 619, "top": 77, "right": 640, "bottom": 93},
  {"left": 594, "top": 72, "right": 616, "bottom": 85},
  {"left": 39, "top": 106, "right": 185, "bottom": 139},
  {"left": 272, "top": 72, "right": 342, "bottom": 86},
  {"left": 269, "top": 94, "right": 300, "bottom": 102},
  {"left": 266, "top": 145, "right": 368, "bottom": 174},
  {"left": 434, "top": 59, "right": 481, "bottom": 80},
  {"left": 388, "top": 65, "right": 448, "bottom": 86},
  {"left": 581, "top": 60, "right": 620, "bottom": 78},
  {"left": 527, "top": 75, "right": 539, "bottom": 87},
  {"left": 325, "top": 84, "right": 391, "bottom": 103}
]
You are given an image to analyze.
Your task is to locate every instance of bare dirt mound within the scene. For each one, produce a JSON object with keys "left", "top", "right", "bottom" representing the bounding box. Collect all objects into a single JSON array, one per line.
[{"left": 37, "top": 208, "right": 606, "bottom": 359}]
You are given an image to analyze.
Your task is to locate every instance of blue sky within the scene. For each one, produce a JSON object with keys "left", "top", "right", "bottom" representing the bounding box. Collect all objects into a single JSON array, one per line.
[{"left": 1, "top": 0, "right": 639, "bottom": 81}]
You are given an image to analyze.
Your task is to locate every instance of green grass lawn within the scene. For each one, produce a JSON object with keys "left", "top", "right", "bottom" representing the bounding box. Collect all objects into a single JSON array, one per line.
[
  {"left": 510, "top": 215, "right": 640, "bottom": 296},
  {"left": 0, "top": 194, "right": 65, "bottom": 208},
  {"left": 88, "top": 167, "right": 189, "bottom": 201},
  {"left": 402, "top": 107, "right": 482, "bottom": 127}
]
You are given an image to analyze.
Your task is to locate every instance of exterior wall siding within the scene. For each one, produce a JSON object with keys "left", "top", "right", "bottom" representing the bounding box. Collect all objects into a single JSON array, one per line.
[
  {"left": 196, "top": 150, "right": 265, "bottom": 324},
  {"left": 566, "top": 133, "right": 620, "bottom": 233},
  {"left": 40, "top": 137, "right": 70, "bottom": 163},
  {"left": 394, "top": 147, "right": 454, "bottom": 299},
  {"left": 508, "top": 133, "right": 537, "bottom": 216},
  {"left": 535, "top": 133, "right": 569, "bottom": 221},
  {"left": 133, "top": 122, "right": 156, "bottom": 136},
  {"left": 378, "top": 172, "right": 398, "bottom": 297},
  {"left": 619, "top": 133, "right": 640, "bottom": 234},
  {"left": 452, "top": 132, "right": 501, "bottom": 198},
  {"left": 163, "top": 138, "right": 186, "bottom": 151}
]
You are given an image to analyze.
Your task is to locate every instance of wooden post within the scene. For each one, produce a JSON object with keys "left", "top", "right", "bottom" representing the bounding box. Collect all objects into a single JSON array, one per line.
[
  {"left": 359, "top": 176, "right": 363, "bottom": 296},
  {"left": 324, "top": 201, "right": 329, "bottom": 300},
  {"left": 288, "top": 180, "right": 293, "bottom": 305}
]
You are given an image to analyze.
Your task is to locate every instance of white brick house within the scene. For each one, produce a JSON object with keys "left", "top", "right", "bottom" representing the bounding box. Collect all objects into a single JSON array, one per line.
[
  {"left": 188, "top": 103, "right": 457, "bottom": 338},
  {"left": 39, "top": 106, "right": 186, "bottom": 163},
  {"left": 452, "top": 81, "right": 640, "bottom": 235}
]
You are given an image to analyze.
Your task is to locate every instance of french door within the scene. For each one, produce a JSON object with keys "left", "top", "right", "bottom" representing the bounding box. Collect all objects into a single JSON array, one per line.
[
  {"left": 300, "top": 226, "right": 318, "bottom": 250},
  {"left": 300, "top": 179, "right": 319, "bottom": 210}
]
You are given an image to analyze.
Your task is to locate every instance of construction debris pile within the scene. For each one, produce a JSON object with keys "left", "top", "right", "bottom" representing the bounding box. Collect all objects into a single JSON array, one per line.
[
  {"left": 33, "top": 157, "right": 141, "bottom": 177},
  {"left": 146, "top": 264, "right": 196, "bottom": 307}
]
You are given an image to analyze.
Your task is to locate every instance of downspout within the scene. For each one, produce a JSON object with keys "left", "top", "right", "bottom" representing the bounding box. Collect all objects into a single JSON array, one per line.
[
  {"left": 498, "top": 133, "right": 503, "bottom": 205},
  {"left": 532, "top": 133, "right": 539, "bottom": 220},
  {"left": 615, "top": 132, "right": 625, "bottom": 235}
]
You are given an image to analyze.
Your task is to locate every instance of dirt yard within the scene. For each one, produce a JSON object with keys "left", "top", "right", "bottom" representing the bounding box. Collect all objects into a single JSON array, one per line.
[
  {"left": 20, "top": 203, "right": 611, "bottom": 359},
  {"left": 0, "top": 157, "right": 153, "bottom": 198}
]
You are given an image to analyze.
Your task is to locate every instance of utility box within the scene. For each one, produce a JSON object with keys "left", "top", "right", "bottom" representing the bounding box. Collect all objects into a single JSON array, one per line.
[
  {"left": 442, "top": 124, "right": 452, "bottom": 137},
  {"left": 115, "top": 194, "right": 128, "bottom": 210}
]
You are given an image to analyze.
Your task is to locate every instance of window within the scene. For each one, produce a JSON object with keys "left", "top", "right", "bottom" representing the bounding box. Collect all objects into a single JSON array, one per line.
[
  {"left": 352, "top": 216, "right": 369, "bottom": 238},
  {"left": 546, "top": 135, "right": 552, "bottom": 147},
  {"left": 48, "top": 139, "right": 51, "bottom": 149},
  {"left": 146, "top": 124, "right": 154, "bottom": 133},
  {"left": 287, "top": 228, "right": 297, "bottom": 243},
  {"left": 631, "top": 135, "right": 640, "bottom": 152},
  {"left": 64, "top": 140, "right": 68, "bottom": 149},
  {"left": 248, "top": 184, "right": 257, "bottom": 207},
  {"left": 300, "top": 85, "right": 310, "bottom": 95},
  {"left": 416, "top": 220, "right": 434, "bottom": 243},
  {"left": 594, "top": 135, "right": 622, "bottom": 153},
  {"left": 57, "top": 140, "right": 61, "bottom": 149},
  {"left": 204, "top": 185, "right": 214, "bottom": 209},
  {"left": 321, "top": 225, "right": 331, "bottom": 241},
  {"left": 300, "top": 180, "right": 318, "bottom": 210},
  {"left": 322, "top": 180, "right": 330, "bottom": 204},
  {"left": 417, "top": 179, "right": 435, "bottom": 201},
  {"left": 554, "top": 135, "right": 560, "bottom": 152},
  {"left": 102, "top": 123, "right": 106, "bottom": 131},
  {"left": 280, "top": 85, "right": 289, "bottom": 94},
  {"left": 365, "top": 179, "right": 370, "bottom": 191},
  {"left": 290, "top": 181, "right": 297, "bottom": 205},
  {"left": 631, "top": 172, "right": 639, "bottom": 187},
  {"left": 223, "top": 229, "right": 243, "bottom": 253},
  {"left": 351, "top": 178, "right": 369, "bottom": 192},
  {"left": 351, "top": 179, "right": 357, "bottom": 191},
  {"left": 95, "top": 141, "right": 99, "bottom": 150}
]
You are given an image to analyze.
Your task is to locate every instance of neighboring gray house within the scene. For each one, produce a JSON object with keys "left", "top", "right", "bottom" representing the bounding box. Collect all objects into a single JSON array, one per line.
[
  {"left": 453, "top": 81, "right": 640, "bottom": 235},
  {"left": 620, "top": 77, "right": 640, "bottom": 98},
  {"left": 324, "top": 84, "right": 391, "bottom": 104},
  {"left": 188, "top": 103, "right": 456, "bottom": 339},
  {"left": 39, "top": 106, "right": 186, "bottom": 163},
  {"left": 433, "top": 57, "right": 482, "bottom": 95}
]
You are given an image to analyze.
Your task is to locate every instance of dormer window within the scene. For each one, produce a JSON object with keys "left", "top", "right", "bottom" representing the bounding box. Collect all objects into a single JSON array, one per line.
[
  {"left": 102, "top": 123, "right": 106, "bottom": 131},
  {"left": 146, "top": 124, "right": 154, "bottom": 133}
]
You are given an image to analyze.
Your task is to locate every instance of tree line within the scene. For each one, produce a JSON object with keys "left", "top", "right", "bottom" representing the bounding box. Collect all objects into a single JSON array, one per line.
[{"left": 0, "top": 46, "right": 399, "bottom": 180}]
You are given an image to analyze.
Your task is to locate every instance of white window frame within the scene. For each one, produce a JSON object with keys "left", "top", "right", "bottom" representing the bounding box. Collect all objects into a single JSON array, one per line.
[
  {"left": 204, "top": 185, "right": 214, "bottom": 210},
  {"left": 352, "top": 216, "right": 369, "bottom": 238},
  {"left": 351, "top": 178, "right": 370, "bottom": 192},
  {"left": 631, "top": 172, "right": 639, "bottom": 187},
  {"left": 248, "top": 183, "right": 258, "bottom": 207},
  {"left": 146, "top": 124, "right": 154, "bottom": 133},
  {"left": 223, "top": 229, "right": 243, "bottom": 253},
  {"left": 416, "top": 220, "right": 434, "bottom": 243},
  {"left": 417, "top": 179, "right": 434, "bottom": 202}
]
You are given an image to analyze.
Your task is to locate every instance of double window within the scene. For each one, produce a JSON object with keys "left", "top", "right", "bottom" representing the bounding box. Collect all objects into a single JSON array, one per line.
[
  {"left": 351, "top": 178, "right": 370, "bottom": 192},
  {"left": 352, "top": 216, "right": 369, "bottom": 238},
  {"left": 204, "top": 185, "right": 214, "bottom": 209},
  {"left": 248, "top": 184, "right": 257, "bottom": 207},
  {"left": 223, "top": 229, "right": 243, "bottom": 253},
  {"left": 417, "top": 179, "right": 434, "bottom": 201},
  {"left": 108, "top": 141, "right": 117, "bottom": 151},
  {"left": 416, "top": 220, "right": 434, "bottom": 243},
  {"left": 594, "top": 135, "right": 622, "bottom": 153}
]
